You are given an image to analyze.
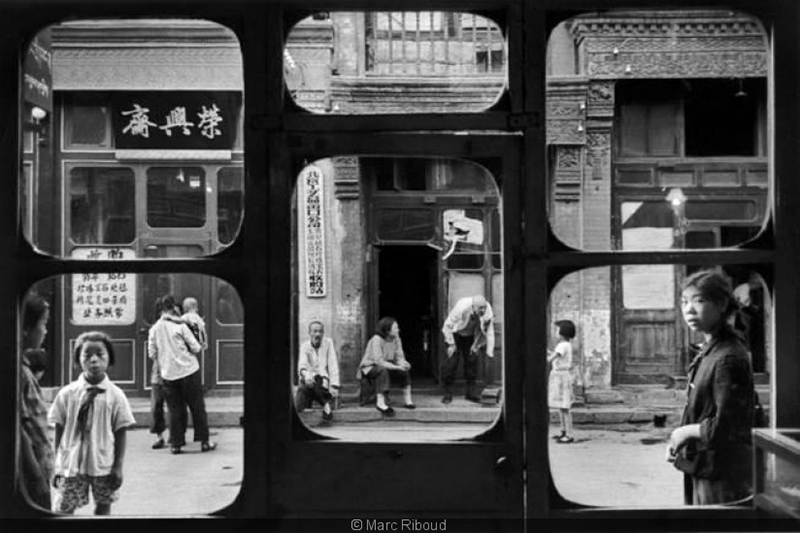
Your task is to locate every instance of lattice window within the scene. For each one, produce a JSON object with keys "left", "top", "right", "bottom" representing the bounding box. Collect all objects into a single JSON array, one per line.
[{"left": 365, "top": 12, "right": 506, "bottom": 76}]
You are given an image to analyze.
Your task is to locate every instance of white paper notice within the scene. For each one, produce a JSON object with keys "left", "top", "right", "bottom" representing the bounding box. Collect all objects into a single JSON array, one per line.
[{"left": 71, "top": 247, "right": 136, "bottom": 325}]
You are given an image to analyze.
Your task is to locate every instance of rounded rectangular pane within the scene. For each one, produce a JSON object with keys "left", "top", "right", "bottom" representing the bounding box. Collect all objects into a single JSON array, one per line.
[
  {"left": 546, "top": 10, "right": 768, "bottom": 250},
  {"left": 292, "top": 157, "right": 502, "bottom": 441},
  {"left": 286, "top": 12, "right": 506, "bottom": 114},
  {"left": 548, "top": 266, "right": 770, "bottom": 507},
  {"left": 21, "top": 19, "right": 244, "bottom": 258},
  {"left": 19, "top": 275, "right": 243, "bottom": 515}
]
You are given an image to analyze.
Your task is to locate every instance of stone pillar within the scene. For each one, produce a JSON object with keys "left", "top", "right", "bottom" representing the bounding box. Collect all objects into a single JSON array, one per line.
[
  {"left": 579, "top": 81, "right": 615, "bottom": 391},
  {"left": 331, "top": 156, "right": 364, "bottom": 391}
]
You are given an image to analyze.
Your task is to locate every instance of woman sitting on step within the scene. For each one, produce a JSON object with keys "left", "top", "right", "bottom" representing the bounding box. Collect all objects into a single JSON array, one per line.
[{"left": 357, "top": 317, "right": 416, "bottom": 416}]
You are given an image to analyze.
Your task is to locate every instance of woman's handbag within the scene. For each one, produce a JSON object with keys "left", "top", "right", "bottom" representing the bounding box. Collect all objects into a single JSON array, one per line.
[{"left": 672, "top": 442, "right": 715, "bottom": 478}]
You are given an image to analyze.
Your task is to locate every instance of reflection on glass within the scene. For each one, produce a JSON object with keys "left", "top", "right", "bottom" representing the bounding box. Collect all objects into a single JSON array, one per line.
[
  {"left": 547, "top": 10, "right": 768, "bottom": 250},
  {"left": 22, "top": 20, "right": 244, "bottom": 258},
  {"left": 19, "top": 275, "right": 243, "bottom": 515},
  {"left": 217, "top": 167, "right": 244, "bottom": 245},
  {"left": 548, "top": 266, "right": 771, "bottom": 507},
  {"left": 292, "top": 157, "right": 502, "bottom": 441},
  {"left": 216, "top": 280, "right": 244, "bottom": 324},
  {"left": 285, "top": 12, "right": 506, "bottom": 114},
  {"left": 65, "top": 100, "right": 111, "bottom": 148},
  {"left": 147, "top": 167, "right": 206, "bottom": 228},
  {"left": 70, "top": 168, "right": 135, "bottom": 244}
]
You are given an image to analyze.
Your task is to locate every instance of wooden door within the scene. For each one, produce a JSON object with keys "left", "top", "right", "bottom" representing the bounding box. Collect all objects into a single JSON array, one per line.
[{"left": 614, "top": 198, "right": 683, "bottom": 384}]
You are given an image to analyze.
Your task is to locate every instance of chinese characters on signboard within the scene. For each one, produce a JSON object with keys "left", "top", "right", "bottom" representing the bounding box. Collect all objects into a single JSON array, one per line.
[
  {"left": 302, "top": 165, "right": 326, "bottom": 297},
  {"left": 23, "top": 29, "right": 52, "bottom": 111},
  {"left": 71, "top": 247, "right": 136, "bottom": 325},
  {"left": 111, "top": 91, "right": 239, "bottom": 150}
]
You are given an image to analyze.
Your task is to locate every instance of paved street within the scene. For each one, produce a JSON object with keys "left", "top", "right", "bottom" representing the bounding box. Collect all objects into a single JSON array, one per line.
[
  {"left": 549, "top": 425, "right": 684, "bottom": 507},
  {"left": 62, "top": 427, "right": 243, "bottom": 517}
]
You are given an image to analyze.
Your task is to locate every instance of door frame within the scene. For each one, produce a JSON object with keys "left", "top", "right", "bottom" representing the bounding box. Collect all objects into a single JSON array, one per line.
[{"left": 270, "top": 133, "right": 524, "bottom": 517}]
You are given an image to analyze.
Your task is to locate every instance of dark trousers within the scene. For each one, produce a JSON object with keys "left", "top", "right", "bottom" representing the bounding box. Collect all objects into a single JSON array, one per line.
[
  {"left": 162, "top": 370, "right": 210, "bottom": 446},
  {"left": 441, "top": 334, "right": 479, "bottom": 386},
  {"left": 365, "top": 365, "right": 411, "bottom": 394},
  {"left": 295, "top": 377, "right": 333, "bottom": 411},
  {"left": 685, "top": 474, "right": 752, "bottom": 505},
  {"left": 150, "top": 382, "right": 188, "bottom": 436}
]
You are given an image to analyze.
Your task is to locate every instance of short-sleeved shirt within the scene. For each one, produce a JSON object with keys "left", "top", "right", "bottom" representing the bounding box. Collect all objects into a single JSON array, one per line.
[
  {"left": 551, "top": 340, "right": 572, "bottom": 371},
  {"left": 148, "top": 314, "right": 202, "bottom": 381},
  {"left": 48, "top": 375, "right": 136, "bottom": 477}
]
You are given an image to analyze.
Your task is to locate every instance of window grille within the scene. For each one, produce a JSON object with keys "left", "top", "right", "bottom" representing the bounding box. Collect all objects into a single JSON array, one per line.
[{"left": 365, "top": 12, "right": 506, "bottom": 76}]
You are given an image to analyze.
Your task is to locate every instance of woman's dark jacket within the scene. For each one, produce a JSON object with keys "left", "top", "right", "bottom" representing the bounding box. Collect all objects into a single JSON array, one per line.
[{"left": 680, "top": 328, "right": 755, "bottom": 480}]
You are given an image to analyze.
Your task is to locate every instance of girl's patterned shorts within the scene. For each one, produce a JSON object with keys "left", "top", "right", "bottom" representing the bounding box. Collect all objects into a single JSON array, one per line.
[{"left": 53, "top": 475, "right": 119, "bottom": 512}]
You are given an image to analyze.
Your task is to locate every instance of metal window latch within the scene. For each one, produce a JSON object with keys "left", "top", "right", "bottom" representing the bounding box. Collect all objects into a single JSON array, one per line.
[{"left": 495, "top": 455, "right": 510, "bottom": 473}]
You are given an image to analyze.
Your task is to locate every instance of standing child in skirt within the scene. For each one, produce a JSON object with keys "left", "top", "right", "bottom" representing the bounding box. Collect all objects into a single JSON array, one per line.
[
  {"left": 548, "top": 319, "right": 576, "bottom": 444},
  {"left": 48, "top": 331, "right": 136, "bottom": 515}
]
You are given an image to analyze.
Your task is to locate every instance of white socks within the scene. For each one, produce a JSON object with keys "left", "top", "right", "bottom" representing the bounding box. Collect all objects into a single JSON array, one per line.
[
  {"left": 376, "top": 393, "right": 388, "bottom": 409},
  {"left": 403, "top": 386, "right": 413, "bottom": 405}
]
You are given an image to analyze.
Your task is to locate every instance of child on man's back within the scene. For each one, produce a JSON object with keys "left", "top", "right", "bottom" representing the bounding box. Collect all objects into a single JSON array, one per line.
[{"left": 181, "top": 297, "right": 208, "bottom": 350}]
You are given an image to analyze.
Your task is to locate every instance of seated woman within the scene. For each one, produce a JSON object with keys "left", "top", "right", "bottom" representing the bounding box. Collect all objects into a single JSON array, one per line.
[{"left": 358, "top": 316, "right": 416, "bottom": 416}]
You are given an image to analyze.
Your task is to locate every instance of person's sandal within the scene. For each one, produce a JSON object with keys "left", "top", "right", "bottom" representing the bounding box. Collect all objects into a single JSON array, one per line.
[
  {"left": 557, "top": 435, "right": 575, "bottom": 444},
  {"left": 170, "top": 445, "right": 182, "bottom": 454},
  {"left": 201, "top": 441, "right": 218, "bottom": 452}
]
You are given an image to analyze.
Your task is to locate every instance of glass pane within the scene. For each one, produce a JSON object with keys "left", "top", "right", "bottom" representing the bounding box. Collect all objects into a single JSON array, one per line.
[
  {"left": 549, "top": 266, "right": 771, "bottom": 507},
  {"left": 376, "top": 209, "right": 434, "bottom": 241},
  {"left": 286, "top": 12, "right": 506, "bottom": 114},
  {"left": 70, "top": 167, "right": 136, "bottom": 245},
  {"left": 547, "top": 10, "right": 769, "bottom": 250},
  {"left": 216, "top": 279, "right": 244, "bottom": 324},
  {"left": 22, "top": 20, "right": 244, "bottom": 258},
  {"left": 217, "top": 167, "right": 244, "bottom": 245},
  {"left": 65, "top": 103, "right": 111, "bottom": 148},
  {"left": 19, "top": 275, "right": 243, "bottom": 514},
  {"left": 292, "top": 158, "right": 502, "bottom": 441},
  {"left": 147, "top": 167, "right": 206, "bottom": 228}
]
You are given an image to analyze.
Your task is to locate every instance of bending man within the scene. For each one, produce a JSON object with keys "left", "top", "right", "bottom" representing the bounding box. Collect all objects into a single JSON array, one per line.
[{"left": 441, "top": 294, "right": 495, "bottom": 403}]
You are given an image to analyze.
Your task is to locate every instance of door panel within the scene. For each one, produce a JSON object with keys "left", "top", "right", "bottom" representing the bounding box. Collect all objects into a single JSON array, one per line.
[
  {"left": 615, "top": 199, "right": 682, "bottom": 384},
  {"left": 274, "top": 443, "right": 518, "bottom": 513}
]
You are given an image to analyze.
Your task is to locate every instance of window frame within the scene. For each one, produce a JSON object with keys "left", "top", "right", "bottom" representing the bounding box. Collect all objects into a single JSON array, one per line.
[{"left": 3, "top": 0, "right": 799, "bottom": 527}]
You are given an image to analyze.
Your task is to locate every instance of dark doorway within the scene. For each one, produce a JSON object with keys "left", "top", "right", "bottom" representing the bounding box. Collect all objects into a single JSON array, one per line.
[{"left": 378, "top": 246, "right": 437, "bottom": 378}]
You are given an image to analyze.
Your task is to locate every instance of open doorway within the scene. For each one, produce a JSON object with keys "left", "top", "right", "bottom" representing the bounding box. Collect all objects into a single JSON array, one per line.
[{"left": 378, "top": 245, "right": 438, "bottom": 379}]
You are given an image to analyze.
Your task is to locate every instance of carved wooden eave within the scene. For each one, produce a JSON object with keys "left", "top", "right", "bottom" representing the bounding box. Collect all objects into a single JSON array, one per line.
[
  {"left": 51, "top": 20, "right": 243, "bottom": 91},
  {"left": 567, "top": 10, "right": 768, "bottom": 79},
  {"left": 329, "top": 76, "right": 505, "bottom": 113},
  {"left": 546, "top": 76, "right": 588, "bottom": 145}
]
